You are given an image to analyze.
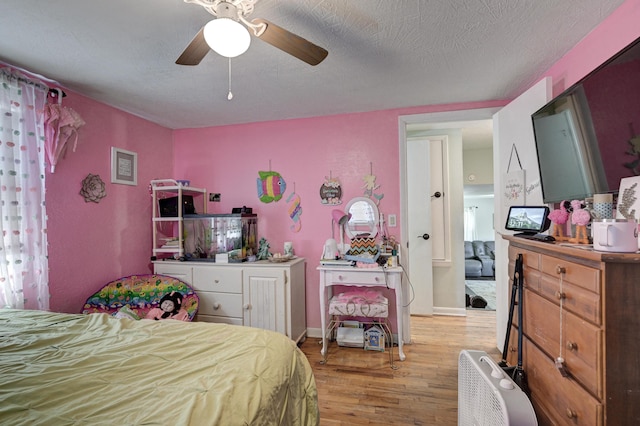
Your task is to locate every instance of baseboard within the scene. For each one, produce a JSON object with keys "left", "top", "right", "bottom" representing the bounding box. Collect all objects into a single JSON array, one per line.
[
  {"left": 433, "top": 306, "right": 467, "bottom": 316},
  {"left": 307, "top": 327, "right": 322, "bottom": 339}
]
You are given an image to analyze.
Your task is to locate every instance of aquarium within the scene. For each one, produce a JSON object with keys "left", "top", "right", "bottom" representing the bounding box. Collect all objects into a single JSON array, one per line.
[{"left": 183, "top": 214, "right": 258, "bottom": 262}]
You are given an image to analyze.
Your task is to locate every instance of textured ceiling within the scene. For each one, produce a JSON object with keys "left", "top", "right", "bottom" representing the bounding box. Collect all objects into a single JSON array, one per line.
[{"left": 0, "top": 0, "right": 625, "bottom": 129}]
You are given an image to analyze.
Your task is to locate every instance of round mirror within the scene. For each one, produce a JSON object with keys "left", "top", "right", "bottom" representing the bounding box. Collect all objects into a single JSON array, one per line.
[{"left": 344, "top": 197, "right": 379, "bottom": 239}]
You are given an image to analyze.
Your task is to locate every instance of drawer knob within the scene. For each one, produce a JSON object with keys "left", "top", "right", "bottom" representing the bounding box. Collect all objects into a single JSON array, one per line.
[
  {"left": 566, "top": 408, "right": 577, "bottom": 419},
  {"left": 374, "top": 276, "right": 380, "bottom": 282},
  {"left": 212, "top": 303, "right": 221, "bottom": 310},
  {"left": 509, "top": 346, "right": 517, "bottom": 353},
  {"left": 555, "top": 291, "right": 566, "bottom": 300},
  {"left": 556, "top": 265, "right": 566, "bottom": 274},
  {"left": 243, "top": 303, "right": 251, "bottom": 310},
  {"left": 338, "top": 275, "right": 343, "bottom": 281},
  {"left": 214, "top": 279, "right": 220, "bottom": 284},
  {"left": 567, "top": 341, "right": 578, "bottom": 351}
]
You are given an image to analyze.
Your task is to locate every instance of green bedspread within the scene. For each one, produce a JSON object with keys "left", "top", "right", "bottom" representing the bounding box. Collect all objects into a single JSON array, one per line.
[{"left": 0, "top": 309, "right": 319, "bottom": 426}]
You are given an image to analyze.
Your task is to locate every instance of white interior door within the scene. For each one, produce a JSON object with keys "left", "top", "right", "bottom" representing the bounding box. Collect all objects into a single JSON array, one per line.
[
  {"left": 406, "top": 139, "right": 434, "bottom": 315},
  {"left": 493, "top": 77, "right": 551, "bottom": 350}
]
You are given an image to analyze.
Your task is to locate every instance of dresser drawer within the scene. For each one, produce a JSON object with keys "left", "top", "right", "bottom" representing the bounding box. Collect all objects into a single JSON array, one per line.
[
  {"left": 539, "top": 274, "right": 601, "bottom": 325},
  {"left": 524, "top": 289, "right": 602, "bottom": 397},
  {"left": 540, "top": 255, "right": 600, "bottom": 295},
  {"left": 192, "top": 266, "right": 242, "bottom": 293},
  {"left": 195, "top": 314, "right": 243, "bottom": 326},
  {"left": 154, "top": 263, "right": 193, "bottom": 283},
  {"left": 509, "top": 247, "right": 541, "bottom": 291},
  {"left": 328, "top": 270, "right": 387, "bottom": 286},
  {"left": 510, "top": 246, "right": 541, "bottom": 269},
  {"left": 197, "top": 291, "right": 243, "bottom": 317},
  {"left": 524, "top": 338, "right": 602, "bottom": 426}
]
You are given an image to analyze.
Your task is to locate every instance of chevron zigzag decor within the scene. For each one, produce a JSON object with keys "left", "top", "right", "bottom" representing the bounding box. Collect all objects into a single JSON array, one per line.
[{"left": 349, "top": 236, "right": 378, "bottom": 255}]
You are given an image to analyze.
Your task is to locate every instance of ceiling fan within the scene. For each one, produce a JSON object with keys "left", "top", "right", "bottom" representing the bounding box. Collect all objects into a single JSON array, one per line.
[{"left": 176, "top": 0, "right": 328, "bottom": 66}]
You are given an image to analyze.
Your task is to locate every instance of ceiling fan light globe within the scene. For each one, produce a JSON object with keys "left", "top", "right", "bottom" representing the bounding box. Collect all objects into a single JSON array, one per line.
[{"left": 203, "top": 18, "right": 251, "bottom": 58}]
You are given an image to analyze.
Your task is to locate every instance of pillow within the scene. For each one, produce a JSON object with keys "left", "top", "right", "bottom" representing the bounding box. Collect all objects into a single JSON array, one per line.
[{"left": 113, "top": 305, "right": 140, "bottom": 320}]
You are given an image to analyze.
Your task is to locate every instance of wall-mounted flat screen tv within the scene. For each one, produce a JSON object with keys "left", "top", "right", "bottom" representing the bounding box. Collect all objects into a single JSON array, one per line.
[{"left": 531, "top": 36, "right": 640, "bottom": 204}]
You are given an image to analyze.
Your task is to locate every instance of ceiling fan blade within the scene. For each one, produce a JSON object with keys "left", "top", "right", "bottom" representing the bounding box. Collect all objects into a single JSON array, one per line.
[
  {"left": 251, "top": 18, "right": 328, "bottom": 66},
  {"left": 176, "top": 27, "right": 210, "bottom": 65}
]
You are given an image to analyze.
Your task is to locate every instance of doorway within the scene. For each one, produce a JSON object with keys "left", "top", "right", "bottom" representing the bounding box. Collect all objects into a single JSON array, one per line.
[{"left": 399, "top": 108, "right": 501, "bottom": 316}]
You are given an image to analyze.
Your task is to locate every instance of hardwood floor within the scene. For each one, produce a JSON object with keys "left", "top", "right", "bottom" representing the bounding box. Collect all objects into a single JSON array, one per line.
[{"left": 299, "top": 310, "right": 501, "bottom": 425}]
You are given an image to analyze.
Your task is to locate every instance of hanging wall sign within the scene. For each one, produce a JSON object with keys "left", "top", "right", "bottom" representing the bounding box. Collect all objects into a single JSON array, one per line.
[
  {"left": 503, "top": 144, "right": 525, "bottom": 206},
  {"left": 319, "top": 174, "right": 342, "bottom": 205}
]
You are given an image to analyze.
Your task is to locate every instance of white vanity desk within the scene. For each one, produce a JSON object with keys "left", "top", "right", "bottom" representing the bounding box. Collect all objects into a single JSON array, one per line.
[{"left": 318, "top": 264, "right": 409, "bottom": 361}]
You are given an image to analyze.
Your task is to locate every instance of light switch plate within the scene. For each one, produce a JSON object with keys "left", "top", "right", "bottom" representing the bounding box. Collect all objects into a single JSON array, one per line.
[{"left": 388, "top": 214, "right": 397, "bottom": 227}]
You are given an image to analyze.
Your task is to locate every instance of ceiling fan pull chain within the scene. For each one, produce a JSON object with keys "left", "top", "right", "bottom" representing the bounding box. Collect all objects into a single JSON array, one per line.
[{"left": 227, "top": 57, "right": 233, "bottom": 100}]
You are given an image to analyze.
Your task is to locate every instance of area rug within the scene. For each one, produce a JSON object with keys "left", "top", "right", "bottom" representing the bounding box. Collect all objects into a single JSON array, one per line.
[{"left": 465, "top": 280, "right": 496, "bottom": 311}]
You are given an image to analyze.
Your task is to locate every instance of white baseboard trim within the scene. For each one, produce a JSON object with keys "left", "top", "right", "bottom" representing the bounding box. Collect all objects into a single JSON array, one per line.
[
  {"left": 307, "top": 327, "right": 322, "bottom": 339},
  {"left": 433, "top": 306, "right": 467, "bottom": 316}
]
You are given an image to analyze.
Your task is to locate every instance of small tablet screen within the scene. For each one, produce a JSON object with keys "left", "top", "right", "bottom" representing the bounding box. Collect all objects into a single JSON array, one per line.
[{"left": 504, "top": 206, "right": 550, "bottom": 234}]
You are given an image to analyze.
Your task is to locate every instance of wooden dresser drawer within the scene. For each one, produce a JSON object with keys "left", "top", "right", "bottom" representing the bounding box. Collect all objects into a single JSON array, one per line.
[
  {"left": 197, "top": 291, "right": 243, "bottom": 317},
  {"left": 192, "top": 266, "right": 242, "bottom": 293},
  {"left": 539, "top": 274, "right": 601, "bottom": 325},
  {"left": 524, "top": 338, "right": 602, "bottom": 426},
  {"left": 540, "top": 255, "right": 600, "bottom": 295},
  {"left": 510, "top": 245, "right": 541, "bottom": 269},
  {"left": 524, "top": 289, "right": 602, "bottom": 398},
  {"left": 509, "top": 247, "right": 541, "bottom": 291}
]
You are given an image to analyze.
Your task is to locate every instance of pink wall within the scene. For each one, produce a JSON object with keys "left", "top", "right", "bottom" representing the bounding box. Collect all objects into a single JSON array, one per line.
[
  {"left": 43, "top": 0, "right": 640, "bottom": 327},
  {"left": 46, "top": 92, "right": 173, "bottom": 313},
  {"left": 172, "top": 101, "right": 503, "bottom": 330}
]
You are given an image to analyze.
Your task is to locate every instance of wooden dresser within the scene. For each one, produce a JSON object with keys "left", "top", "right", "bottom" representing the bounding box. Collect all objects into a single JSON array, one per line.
[{"left": 504, "top": 236, "right": 640, "bottom": 425}]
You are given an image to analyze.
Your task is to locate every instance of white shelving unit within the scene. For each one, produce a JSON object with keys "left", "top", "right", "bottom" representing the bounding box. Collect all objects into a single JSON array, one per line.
[{"left": 151, "top": 179, "right": 206, "bottom": 260}]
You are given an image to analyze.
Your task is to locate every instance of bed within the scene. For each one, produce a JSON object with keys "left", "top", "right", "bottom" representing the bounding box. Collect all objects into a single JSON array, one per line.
[{"left": 0, "top": 309, "right": 319, "bottom": 425}]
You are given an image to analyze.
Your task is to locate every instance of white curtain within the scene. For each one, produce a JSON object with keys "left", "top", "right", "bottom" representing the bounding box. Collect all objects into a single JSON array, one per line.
[
  {"left": 464, "top": 206, "right": 477, "bottom": 241},
  {"left": 0, "top": 69, "right": 49, "bottom": 310}
]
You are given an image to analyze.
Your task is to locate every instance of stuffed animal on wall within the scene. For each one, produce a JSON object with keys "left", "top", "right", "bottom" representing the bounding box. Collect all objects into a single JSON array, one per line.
[{"left": 145, "top": 291, "right": 189, "bottom": 321}]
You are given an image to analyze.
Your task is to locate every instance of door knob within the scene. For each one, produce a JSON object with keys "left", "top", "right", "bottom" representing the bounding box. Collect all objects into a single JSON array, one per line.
[{"left": 418, "top": 233, "right": 430, "bottom": 240}]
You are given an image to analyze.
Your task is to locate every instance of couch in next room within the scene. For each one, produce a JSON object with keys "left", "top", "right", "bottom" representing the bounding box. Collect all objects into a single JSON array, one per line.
[{"left": 465, "top": 240, "right": 495, "bottom": 278}]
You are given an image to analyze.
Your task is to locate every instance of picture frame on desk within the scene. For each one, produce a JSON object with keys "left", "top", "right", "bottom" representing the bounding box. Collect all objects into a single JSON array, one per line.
[
  {"left": 111, "top": 147, "right": 137, "bottom": 186},
  {"left": 616, "top": 176, "right": 640, "bottom": 220}
]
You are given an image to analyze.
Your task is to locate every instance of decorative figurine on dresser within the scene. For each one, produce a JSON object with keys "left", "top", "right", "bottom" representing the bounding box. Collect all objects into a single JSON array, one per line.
[
  {"left": 548, "top": 200, "right": 570, "bottom": 241},
  {"left": 568, "top": 199, "right": 591, "bottom": 244}
]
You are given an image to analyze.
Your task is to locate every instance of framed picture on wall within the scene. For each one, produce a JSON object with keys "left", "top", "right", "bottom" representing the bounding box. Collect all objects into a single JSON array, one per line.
[{"left": 111, "top": 147, "right": 137, "bottom": 186}]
